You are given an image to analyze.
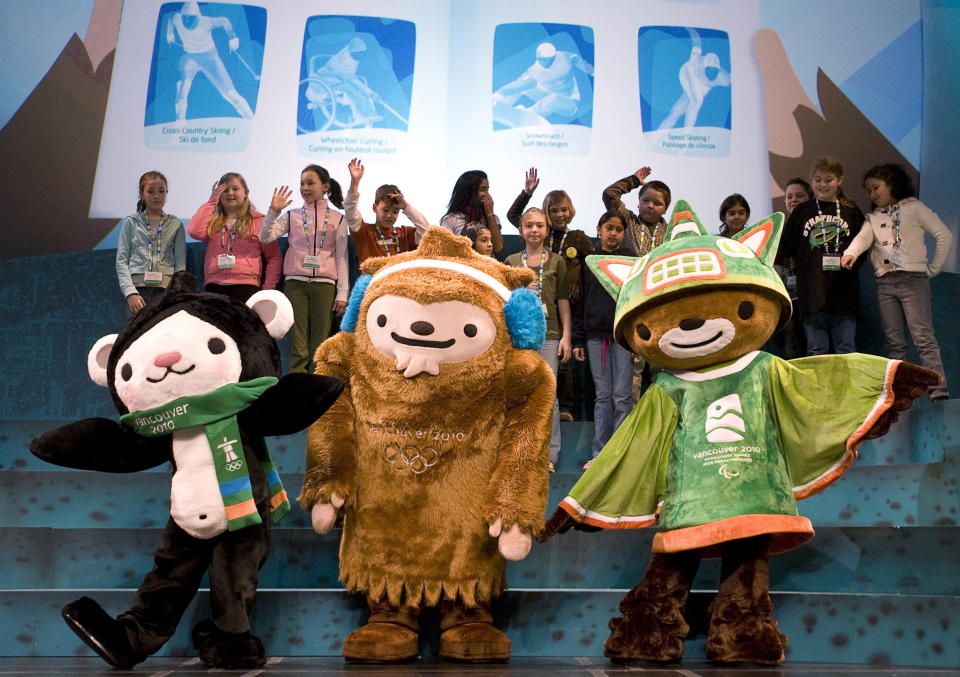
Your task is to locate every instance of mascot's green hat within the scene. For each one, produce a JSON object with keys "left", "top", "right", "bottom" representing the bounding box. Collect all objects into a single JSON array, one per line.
[{"left": 586, "top": 200, "right": 792, "bottom": 351}]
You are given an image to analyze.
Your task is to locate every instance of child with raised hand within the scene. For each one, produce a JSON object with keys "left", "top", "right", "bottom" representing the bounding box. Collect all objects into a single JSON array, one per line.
[
  {"left": 260, "top": 164, "right": 348, "bottom": 373},
  {"left": 718, "top": 193, "right": 750, "bottom": 237},
  {"left": 507, "top": 167, "right": 595, "bottom": 301},
  {"left": 507, "top": 168, "right": 593, "bottom": 422},
  {"left": 602, "top": 166, "right": 671, "bottom": 256},
  {"left": 506, "top": 207, "right": 571, "bottom": 471},
  {"left": 841, "top": 163, "right": 952, "bottom": 400},
  {"left": 440, "top": 170, "right": 504, "bottom": 253},
  {"left": 778, "top": 156, "right": 864, "bottom": 355},
  {"left": 343, "top": 157, "right": 429, "bottom": 264},
  {"left": 188, "top": 172, "right": 281, "bottom": 303},
  {"left": 463, "top": 223, "right": 495, "bottom": 257},
  {"left": 572, "top": 211, "right": 633, "bottom": 463},
  {"left": 116, "top": 171, "right": 186, "bottom": 315}
]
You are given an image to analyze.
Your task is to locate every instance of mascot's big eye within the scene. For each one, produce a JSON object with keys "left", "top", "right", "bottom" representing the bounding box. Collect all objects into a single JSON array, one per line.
[
  {"left": 377, "top": 314, "right": 387, "bottom": 327},
  {"left": 738, "top": 301, "right": 755, "bottom": 320},
  {"left": 635, "top": 324, "right": 652, "bottom": 341},
  {"left": 120, "top": 363, "right": 133, "bottom": 381},
  {"left": 463, "top": 324, "right": 477, "bottom": 338},
  {"left": 207, "top": 338, "right": 226, "bottom": 354}
]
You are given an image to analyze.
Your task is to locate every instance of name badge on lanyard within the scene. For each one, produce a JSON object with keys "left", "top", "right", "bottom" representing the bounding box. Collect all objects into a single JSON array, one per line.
[
  {"left": 144, "top": 270, "right": 163, "bottom": 285},
  {"left": 303, "top": 254, "right": 322, "bottom": 269},
  {"left": 821, "top": 255, "right": 841, "bottom": 271},
  {"left": 217, "top": 254, "right": 236, "bottom": 269},
  {"left": 888, "top": 249, "right": 907, "bottom": 267}
]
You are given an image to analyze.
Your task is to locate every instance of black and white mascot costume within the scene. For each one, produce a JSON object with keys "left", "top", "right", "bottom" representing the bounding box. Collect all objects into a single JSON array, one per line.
[{"left": 30, "top": 272, "right": 342, "bottom": 669}]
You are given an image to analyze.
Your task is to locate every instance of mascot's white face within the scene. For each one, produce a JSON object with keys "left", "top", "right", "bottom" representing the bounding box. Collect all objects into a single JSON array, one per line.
[
  {"left": 113, "top": 311, "right": 243, "bottom": 412},
  {"left": 88, "top": 290, "right": 293, "bottom": 411},
  {"left": 365, "top": 295, "right": 498, "bottom": 377}
]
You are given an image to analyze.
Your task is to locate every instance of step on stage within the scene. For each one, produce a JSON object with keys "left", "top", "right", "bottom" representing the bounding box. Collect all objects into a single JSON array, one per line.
[{"left": 0, "top": 657, "right": 958, "bottom": 676}]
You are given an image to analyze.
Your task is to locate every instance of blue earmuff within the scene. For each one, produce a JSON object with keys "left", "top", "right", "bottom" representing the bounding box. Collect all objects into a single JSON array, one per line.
[
  {"left": 340, "top": 273, "right": 545, "bottom": 350},
  {"left": 503, "top": 287, "right": 545, "bottom": 350},
  {"left": 340, "top": 274, "right": 371, "bottom": 333}
]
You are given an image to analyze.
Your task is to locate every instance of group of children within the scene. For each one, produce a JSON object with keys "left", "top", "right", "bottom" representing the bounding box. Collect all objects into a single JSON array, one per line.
[{"left": 115, "top": 155, "right": 953, "bottom": 471}]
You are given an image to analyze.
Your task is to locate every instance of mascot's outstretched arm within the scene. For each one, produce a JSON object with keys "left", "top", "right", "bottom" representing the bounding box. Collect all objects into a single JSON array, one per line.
[
  {"left": 863, "top": 362, "right": 939, "bottom": 439},
  {"left": 240, "top": 373, "right": 344, "bottom": 437},
  {"left": 299, "top": 333, "right": 358, "bottom": 533},
  {"left": 30, "top": 418, "right": 170, "bottom": 472},
  {"left": 485, "top": 350, "right": 555, "bottom": 560}
]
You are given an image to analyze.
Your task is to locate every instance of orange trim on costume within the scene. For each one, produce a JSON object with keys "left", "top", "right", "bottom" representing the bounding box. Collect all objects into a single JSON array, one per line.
[
  {"left": 739, "top": 220, "right": 773, "bottom": 256},
  {"left": 596, "top": 258, "right": 633, "bottom": 288},
  {"left": 560, "top": 498, "right": 659, "bottom": 530},
  {"left": 652, "top": 513, "right": 814, "bottom": 555},
  {"left": 672, "top": 210, "right": 694, "bottom": 224},
  {"left": 270, "top": 490, "right": 289, "bottom": 511},
  {"left": 793, "top": 360, "right": 900, "bottom": 501},
  {"left": 225, "top": 499, "right": 257, "bottom": 521}
]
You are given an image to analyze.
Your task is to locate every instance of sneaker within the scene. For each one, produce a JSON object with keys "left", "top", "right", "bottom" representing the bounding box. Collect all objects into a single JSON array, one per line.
[
  {"left": 559, "top": 411, "right": 574, "bottom": 422},
  {"left": 548, "top": 462, "right": 556, "bottom": 473},
  {"left": 932, "top": 391, "right": 950, "bottom": 402}
]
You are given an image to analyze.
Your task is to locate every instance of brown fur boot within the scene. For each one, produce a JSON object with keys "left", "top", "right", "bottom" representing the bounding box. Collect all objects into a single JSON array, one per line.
[
  {"left": 342, "top": 598, "right": 419, "bottom": 662},
  {"left": 706, "top": 535, "right": 787, "bottom": 665},
  {"left": 604, "top": 549, "right": 701, "bottom": 664},
  {"left": 438, "top": 601, "right": 510, "bottom": 662}
]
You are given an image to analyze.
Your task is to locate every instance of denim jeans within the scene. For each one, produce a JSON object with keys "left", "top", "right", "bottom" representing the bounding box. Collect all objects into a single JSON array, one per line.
[
  {"left": 539, "top": 340, "right": 561, "bottom": 464},
  {"left": 587, "top": 338, "right": 634, "bottom": 456},
  {"left": 876, "top": 271, "right": 948, "bottom": 396},
  {"left": 803, "top": 312, "right": 856, "bottom": 355}
]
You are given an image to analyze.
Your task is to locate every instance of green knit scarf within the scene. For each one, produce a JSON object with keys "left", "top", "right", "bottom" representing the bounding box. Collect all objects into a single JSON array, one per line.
[{"left": 120, "top": 376, "right": 290, "bottom": 531}]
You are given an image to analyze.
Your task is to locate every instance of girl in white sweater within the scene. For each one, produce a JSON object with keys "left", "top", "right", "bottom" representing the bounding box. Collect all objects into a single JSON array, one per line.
[{"left": 841, "top": 163, "right": 952, "bottom": 400}]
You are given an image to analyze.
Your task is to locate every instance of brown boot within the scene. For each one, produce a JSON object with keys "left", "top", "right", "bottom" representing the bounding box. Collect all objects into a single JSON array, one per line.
[
  {"left": 438, "top": 601, "right": 510, "bottom": 662},
  {"left": 604, "top": 549, "right": 700, "bottom": 664},
  {"left": 342, "top": 598, "right": 419, "bottom": 662},
  {"left": 706, "top": 536, "right": 787, "bottom": 665}
]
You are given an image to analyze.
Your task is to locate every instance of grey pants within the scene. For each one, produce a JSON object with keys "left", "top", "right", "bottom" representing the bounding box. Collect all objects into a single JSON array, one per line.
[{"left": 876, "top": 271, "right": 948, "bottom": 397}]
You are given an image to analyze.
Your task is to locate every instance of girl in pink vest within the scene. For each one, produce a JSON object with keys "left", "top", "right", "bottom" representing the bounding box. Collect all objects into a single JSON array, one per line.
[{"left": 261, "top": 165, "right": 348, "bottom": 372}]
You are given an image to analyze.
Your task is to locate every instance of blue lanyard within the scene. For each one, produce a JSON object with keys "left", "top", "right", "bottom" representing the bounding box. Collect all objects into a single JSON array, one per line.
[
  {"left": 815, "top": 199, "right": 842, "bottom": 254},
  {"left": 884, "top": 202, "right": 902, "bottom": 248},
  {"left": 521, "top": 249, "right": 547, "bottom": 299},
  {"left": 301, "top": 203, "right": 330, "bottom": 255},
  {"left": 144, "top": 213, "right": 165, "bottom": 270},
  {"left": 219, "top": 223, "right": 238, "bottom": 254}
]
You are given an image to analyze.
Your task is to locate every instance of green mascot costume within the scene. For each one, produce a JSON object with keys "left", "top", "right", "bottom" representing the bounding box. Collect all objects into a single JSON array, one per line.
[{"left": 541, "top": 202, "right": 939, "bottom": 665}]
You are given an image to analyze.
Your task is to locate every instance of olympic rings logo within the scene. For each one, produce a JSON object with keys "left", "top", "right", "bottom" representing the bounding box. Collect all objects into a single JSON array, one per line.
[
  {"left": 224, "top": 460, "right": 244, "bottom": 472},
  {"left": 384, "top": 444, "right": 440, "bottom": 474}
]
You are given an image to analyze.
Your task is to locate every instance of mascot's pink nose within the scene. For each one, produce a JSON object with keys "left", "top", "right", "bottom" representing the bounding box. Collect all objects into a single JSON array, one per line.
[{"left": 154, "top": 352, "right": 182, "bottom": 368}]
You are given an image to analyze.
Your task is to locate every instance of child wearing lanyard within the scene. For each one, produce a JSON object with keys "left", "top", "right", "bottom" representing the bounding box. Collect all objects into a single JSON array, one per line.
[
  {"left": 777, "top": 156, "right": 863, "bottom": 355},
  {"left": 343, "top": 157, "right": 430, "bottom": 264},
  {"left": 505, "top": 207, "right": 571, "bottom": 472},
  {"left": 188, "top": 172, "right": 281, "bottom": 303},
  {"left": 261, "top": 164, "right": 348, "bottom": 373},
  {"left": 116, "top": 171, "right": 186, "bottom": 315},
  {"left": 507, "top": 168, "right": 594, "bottom": 422},
  {"left": 841, "top": 163, "right": 952, "bottom": 400}
]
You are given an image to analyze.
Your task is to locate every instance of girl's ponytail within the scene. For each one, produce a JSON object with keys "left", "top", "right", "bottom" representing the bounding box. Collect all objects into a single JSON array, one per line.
[{"left": 327, "top": 177, "right": 344, "bottom": 210}]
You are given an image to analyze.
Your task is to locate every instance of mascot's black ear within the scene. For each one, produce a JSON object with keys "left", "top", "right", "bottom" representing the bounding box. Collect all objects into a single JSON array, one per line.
[{"left": 168, "top": 271, "right": 198, "bottom": 295}]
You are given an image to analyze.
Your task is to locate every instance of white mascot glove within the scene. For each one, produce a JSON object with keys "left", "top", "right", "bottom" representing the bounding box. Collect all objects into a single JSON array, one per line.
[
  {"left": 310, "top": 492, "right": 344, "bottom": 534},
  {"left": 488, "top": 518, "right": 532, "bottom": 561}
]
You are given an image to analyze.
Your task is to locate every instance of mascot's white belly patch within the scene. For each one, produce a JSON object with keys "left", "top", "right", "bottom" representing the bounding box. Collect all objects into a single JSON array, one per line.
[{"left": 170, "top": 428, "right": 228, "bottom": 538}]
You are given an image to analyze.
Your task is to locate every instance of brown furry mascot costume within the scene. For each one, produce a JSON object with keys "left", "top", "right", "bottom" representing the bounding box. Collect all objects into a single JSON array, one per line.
[
  {"left": 299, "top": 227, "right": 555, "bottom": 662},
  {"left": 541, "top": 202, "right": 938, "bottom": 665}
]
